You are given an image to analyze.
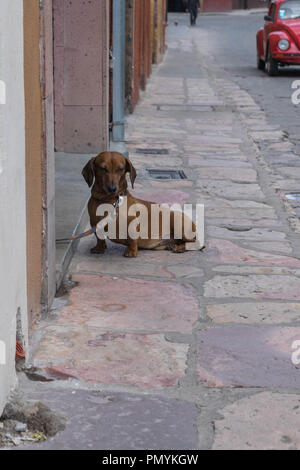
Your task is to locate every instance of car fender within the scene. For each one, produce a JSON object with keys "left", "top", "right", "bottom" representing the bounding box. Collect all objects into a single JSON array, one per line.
[
  {"left": 268, "top": 31, "right": 290, "bottom": 55},
  {"left": 257, "top": 28, "right": 264, "bottom": 59}
]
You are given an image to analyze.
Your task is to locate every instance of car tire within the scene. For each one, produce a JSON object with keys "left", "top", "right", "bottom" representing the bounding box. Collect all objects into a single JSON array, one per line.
[
  {"left": 266, "top": 48, "right": 279, "bottom": 76},
  {"left": 257, "top": 54, "right": 265, "bottom": 70}
]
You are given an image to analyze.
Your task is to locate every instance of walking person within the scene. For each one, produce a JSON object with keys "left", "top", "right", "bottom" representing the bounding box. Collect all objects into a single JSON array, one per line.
[{"left": 188, "top": 0, "right": 200, "bottom": 26}]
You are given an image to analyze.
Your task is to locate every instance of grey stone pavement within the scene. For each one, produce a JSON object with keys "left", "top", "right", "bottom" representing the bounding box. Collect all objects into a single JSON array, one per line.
[{"left": 9, "top": 13, "right": 300, "bottom": 450}]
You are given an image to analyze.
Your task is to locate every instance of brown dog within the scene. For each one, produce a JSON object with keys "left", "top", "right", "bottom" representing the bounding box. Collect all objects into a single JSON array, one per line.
[{"left": 82, "top": 151, "right": 198, "bottom": 257}]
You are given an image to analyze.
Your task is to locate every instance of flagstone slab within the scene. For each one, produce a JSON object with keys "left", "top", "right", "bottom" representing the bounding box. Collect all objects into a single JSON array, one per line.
[
  {"left": 149, "top": 180, "right": 194, "bottom": 189},
  {"left": 277, "top": 167, "right": 300, "bottom": 179},
  {"left": 195, "top": 180, "right": 265, "bottom": 200},
  {"left": 188, "top": 153, "right": 248, "bottom": 160},
  {"left": 207, "top": 227, "right": 286, "bottom": 242},
  {"left": 250, "top": 131, "right": 284, "bottom": 141},
  {"left": 202, "top": 199, "right": 275, "bottom": 210},
  {"left": 188, "top": 158, "right": 251, "bottom": 168},
  {"left": 76, "top": 237, "right": 198, "bottom": 265},
  {"left": 204, "top": 274, "right": 300, "bottom": 300},
  {"left": 57, "top": 274, "right": 200, "bottom": 333},
  {"left": 207, "top": 239, "right": 300, "bottom": 267},
  {"left": 207, "top": 218, "right": 279, "bottom": 228},
  {"left": 21, "top": 388, "right": 198, "bottom": 450},
  {"left": 205, "top": 207, "right": 277, "bottom": 219},
  {"left": 196, "top": 168, "right": 257, "bottom": 182},
  {"left": 247, "top": 241, "right": 292, "bottom": 255},
  {"left": 34, "top": 326, "right": 189, "bottom": 389},
  {"left": 131, "top": 189, "right": 190, "bottom": 205},
  {"left": 207, "top": 302, "right": 300, "bottom": 324},
  {"left": 212, "top": 265, "right": 300, "bottom": 276},
  {"left": 129, "top": 155, "right": 182, "bottom": 168},
  {"left": 213, "top": 392, "right": 300, "bottom": 450},
  {"left": 72, "top": 257, "right": 203, "bottom": 280},
  {"left": 196, "top": 325, "right": 300, "bottom": 388}
]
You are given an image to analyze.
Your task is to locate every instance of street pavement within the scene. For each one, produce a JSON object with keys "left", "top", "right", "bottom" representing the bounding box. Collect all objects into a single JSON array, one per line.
[{"left": 16, "top": 12, "right": 300, "bottom": 450}]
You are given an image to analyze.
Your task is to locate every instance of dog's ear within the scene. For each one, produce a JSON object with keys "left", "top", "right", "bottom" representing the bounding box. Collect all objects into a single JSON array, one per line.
[
  {"left": 125, "top": 159, "right": 137, "bottom": 189},
  {"left": 82, "top": 157, "right": 96, "bottom": 187}
]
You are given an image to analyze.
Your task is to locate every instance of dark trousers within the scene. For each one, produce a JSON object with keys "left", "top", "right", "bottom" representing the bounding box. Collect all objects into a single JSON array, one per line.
[{"left": 189, "top": 5, "right": 198, "bottom": 25}]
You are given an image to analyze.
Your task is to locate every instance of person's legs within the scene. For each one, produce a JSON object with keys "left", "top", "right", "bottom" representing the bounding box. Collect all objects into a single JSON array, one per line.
[
  {"left": 193, "top": 6, "right": 198, "bottom": 24},
  {"left": 189, "top": 7, "right": 194, "bottom": 25}
]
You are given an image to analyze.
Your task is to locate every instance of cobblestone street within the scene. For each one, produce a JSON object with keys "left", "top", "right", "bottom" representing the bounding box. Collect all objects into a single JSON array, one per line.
[{"left": 20, "top": 13, "right": 300, "bottom": 450}]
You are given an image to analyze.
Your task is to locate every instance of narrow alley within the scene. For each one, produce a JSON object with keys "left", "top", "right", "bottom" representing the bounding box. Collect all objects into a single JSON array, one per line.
[{"left": 8, "top": 11, "right": 300, "bottom": 450}]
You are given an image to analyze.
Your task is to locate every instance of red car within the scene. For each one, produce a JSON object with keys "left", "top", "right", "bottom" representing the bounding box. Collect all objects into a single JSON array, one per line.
[{"left": 257, "top": 0, "right": 300, "bottom": 75}]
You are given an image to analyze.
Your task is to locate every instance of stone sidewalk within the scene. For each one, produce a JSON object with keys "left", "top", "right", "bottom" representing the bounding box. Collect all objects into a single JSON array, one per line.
[{"left": 12, "top": 18, "right": 300, "bottom": 450}]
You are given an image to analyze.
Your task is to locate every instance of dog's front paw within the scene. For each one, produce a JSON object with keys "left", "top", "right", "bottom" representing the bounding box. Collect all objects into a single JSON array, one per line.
[
  {"left": 90, "top": 241, "right": 106, "bottom": 254},
  {"left": 123, "top": 247, "right": 137, "bottom": 258},
  {"left": 90, "top": 247, "right": 106, "bottom": 254},
  {"left": 171, "top": 244, "right": 186, "bottom": 254}
]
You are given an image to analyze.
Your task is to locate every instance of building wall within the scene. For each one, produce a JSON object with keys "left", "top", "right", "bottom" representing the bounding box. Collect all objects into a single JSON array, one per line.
[
  {"left": 126, "top": 0, "right": 166, "bottom": 113},
  {"left": 202, "top": 0, "right": 233, "bottom": 11},
  {"left": 153, "top": 0, "right": 167, "bottom": 64},
  {"left": 23, "top": 0, "right": 44, "bottom": 330},
  {"left": 232, "top": 0, "right": 266, "bottom": 8},
  {"left": 0, "top": 0, "right": 28, "bottom": 415},
  {"left": 53, "top": 0, "right": 110, "bottom": 153}
]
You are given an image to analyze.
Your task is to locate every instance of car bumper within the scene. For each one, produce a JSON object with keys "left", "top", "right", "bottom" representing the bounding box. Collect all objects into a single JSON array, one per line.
[{"left": 272, "top": 52, "right": 300, "bottom": 65}]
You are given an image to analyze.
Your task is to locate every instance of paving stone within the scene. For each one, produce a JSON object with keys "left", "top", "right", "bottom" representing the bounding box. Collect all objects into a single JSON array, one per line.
[
  {"left": 202, "top": 199, "right": 275, "bottom": 210},
  {"left": 278, "top": 167, "right": 300, "bottom": 179},
  {"left": 196, "top": 168, "right": 257, "bottom": 182},
  {"left": 212, "top": 392, "right": 300, "bottom": 450},
  {"left": 188, "top": 158, "right": 251, "bottom": 168},
  {"left": 205, "top": 207, "right": 277, "bottom": 219},
  {"left": 189, "top": 153, "right": 248, "bottom": 160},
  {"left": 204, "top": 274, "right": 300, "bottom": 300},
  {"left": 207, "top": 217, "right": 279, "bottom": 228},
  {"left": 149, "top": 180, "right": 194, "bottom": 189},
  {"left": 250, "top": 131, "right": 284, "bottom": 142},
  {"left": 212, "top": 265, "right": 300, "bottom": 276},
  {"left": 21, "top": 388, "right": 198, "bottom": 450},
  {"left": 131, "top": 189, "right": 190, "bottom": 205},
  {"left": 268, "top": 142, "right": 293, "bottom": 151},
  {"left": 72, "top": 257, "right": 203, "bottom": 279},
  {"left": 207, "top": 227, "right": 286, "bottom": 242},
  {"left": 207, "top": 239, "right": 300, "bottom": 267},
  {"left": 76, "top": 237, "right": 198, "bottom": 265},
  {"left": 34, "top": 326, "right": 189, "bottom": 389},
  {"left": 207, "top": 302, "right": 300, "bottom": 324},
  {"left": 58, "top": 274, "right": 200, "bottom": 333},
  {"left": 185, "top": 136, "right": 242, "bottom": 144},
  {"left": 196, "top": 325, "right": 300, "bottom": 387},
  {"left": 129, "top": 155, "right": 183, "bottom": 169},
  {"left": 247, "top": 241, "right": 292, "bottom": 255},
  {"left": 195, "top": 180, "right": 265, "bottom": 200}
]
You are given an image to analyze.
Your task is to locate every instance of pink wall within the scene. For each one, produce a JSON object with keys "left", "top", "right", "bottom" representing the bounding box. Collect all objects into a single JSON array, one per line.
[
  {"left": 202, "top": 0, "right": 232, "bottom": 11},
  {"left": 53, "top": 0, "right": 109, "bottom": 153}
]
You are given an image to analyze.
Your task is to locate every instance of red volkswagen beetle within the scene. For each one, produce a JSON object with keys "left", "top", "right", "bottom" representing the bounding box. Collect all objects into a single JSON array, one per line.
[{"left": 257, "top": 0, "right": 300, "bottom": 75}]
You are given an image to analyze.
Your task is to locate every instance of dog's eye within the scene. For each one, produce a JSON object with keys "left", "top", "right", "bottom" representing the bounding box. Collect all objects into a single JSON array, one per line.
[
  {"left": 100, "top": 167, "right": 108, "bottom": 173},
  {"left": 117, "top": 167, "right": 124, "bottom": 173}
]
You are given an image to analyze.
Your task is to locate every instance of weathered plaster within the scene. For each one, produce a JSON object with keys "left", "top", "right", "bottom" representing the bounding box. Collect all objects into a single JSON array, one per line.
[{"left": 0, "top": 0, "right": 28, "bottom": 415}]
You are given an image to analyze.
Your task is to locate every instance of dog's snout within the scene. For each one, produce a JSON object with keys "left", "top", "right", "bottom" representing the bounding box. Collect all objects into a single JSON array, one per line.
[{"left": 107, "top": 183, "right": 117, "bottom": 193}]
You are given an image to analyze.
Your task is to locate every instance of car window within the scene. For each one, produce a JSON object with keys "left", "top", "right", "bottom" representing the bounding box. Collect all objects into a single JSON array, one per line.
[{"left": 278, "top": 1, "right": 300, "bottom": 19}]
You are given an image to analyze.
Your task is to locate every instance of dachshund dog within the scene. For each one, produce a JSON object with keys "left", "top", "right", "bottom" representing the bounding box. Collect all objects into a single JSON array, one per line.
[{"left": 82, "top": 151, "right": 199, "bottom": 258}]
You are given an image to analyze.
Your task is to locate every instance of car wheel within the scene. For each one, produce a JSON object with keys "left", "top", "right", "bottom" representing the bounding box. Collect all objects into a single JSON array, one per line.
[
  {"left": 257, "top": 54, "right": 265, "bottom": 71},
  {"left": 266, "top": 48, "right": 279, "bottom": 76}
]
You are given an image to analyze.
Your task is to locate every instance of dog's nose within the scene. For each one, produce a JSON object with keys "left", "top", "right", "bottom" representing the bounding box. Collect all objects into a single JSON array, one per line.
[{"left": 107, "top": 183, "right": 117, "bottom": 193}]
